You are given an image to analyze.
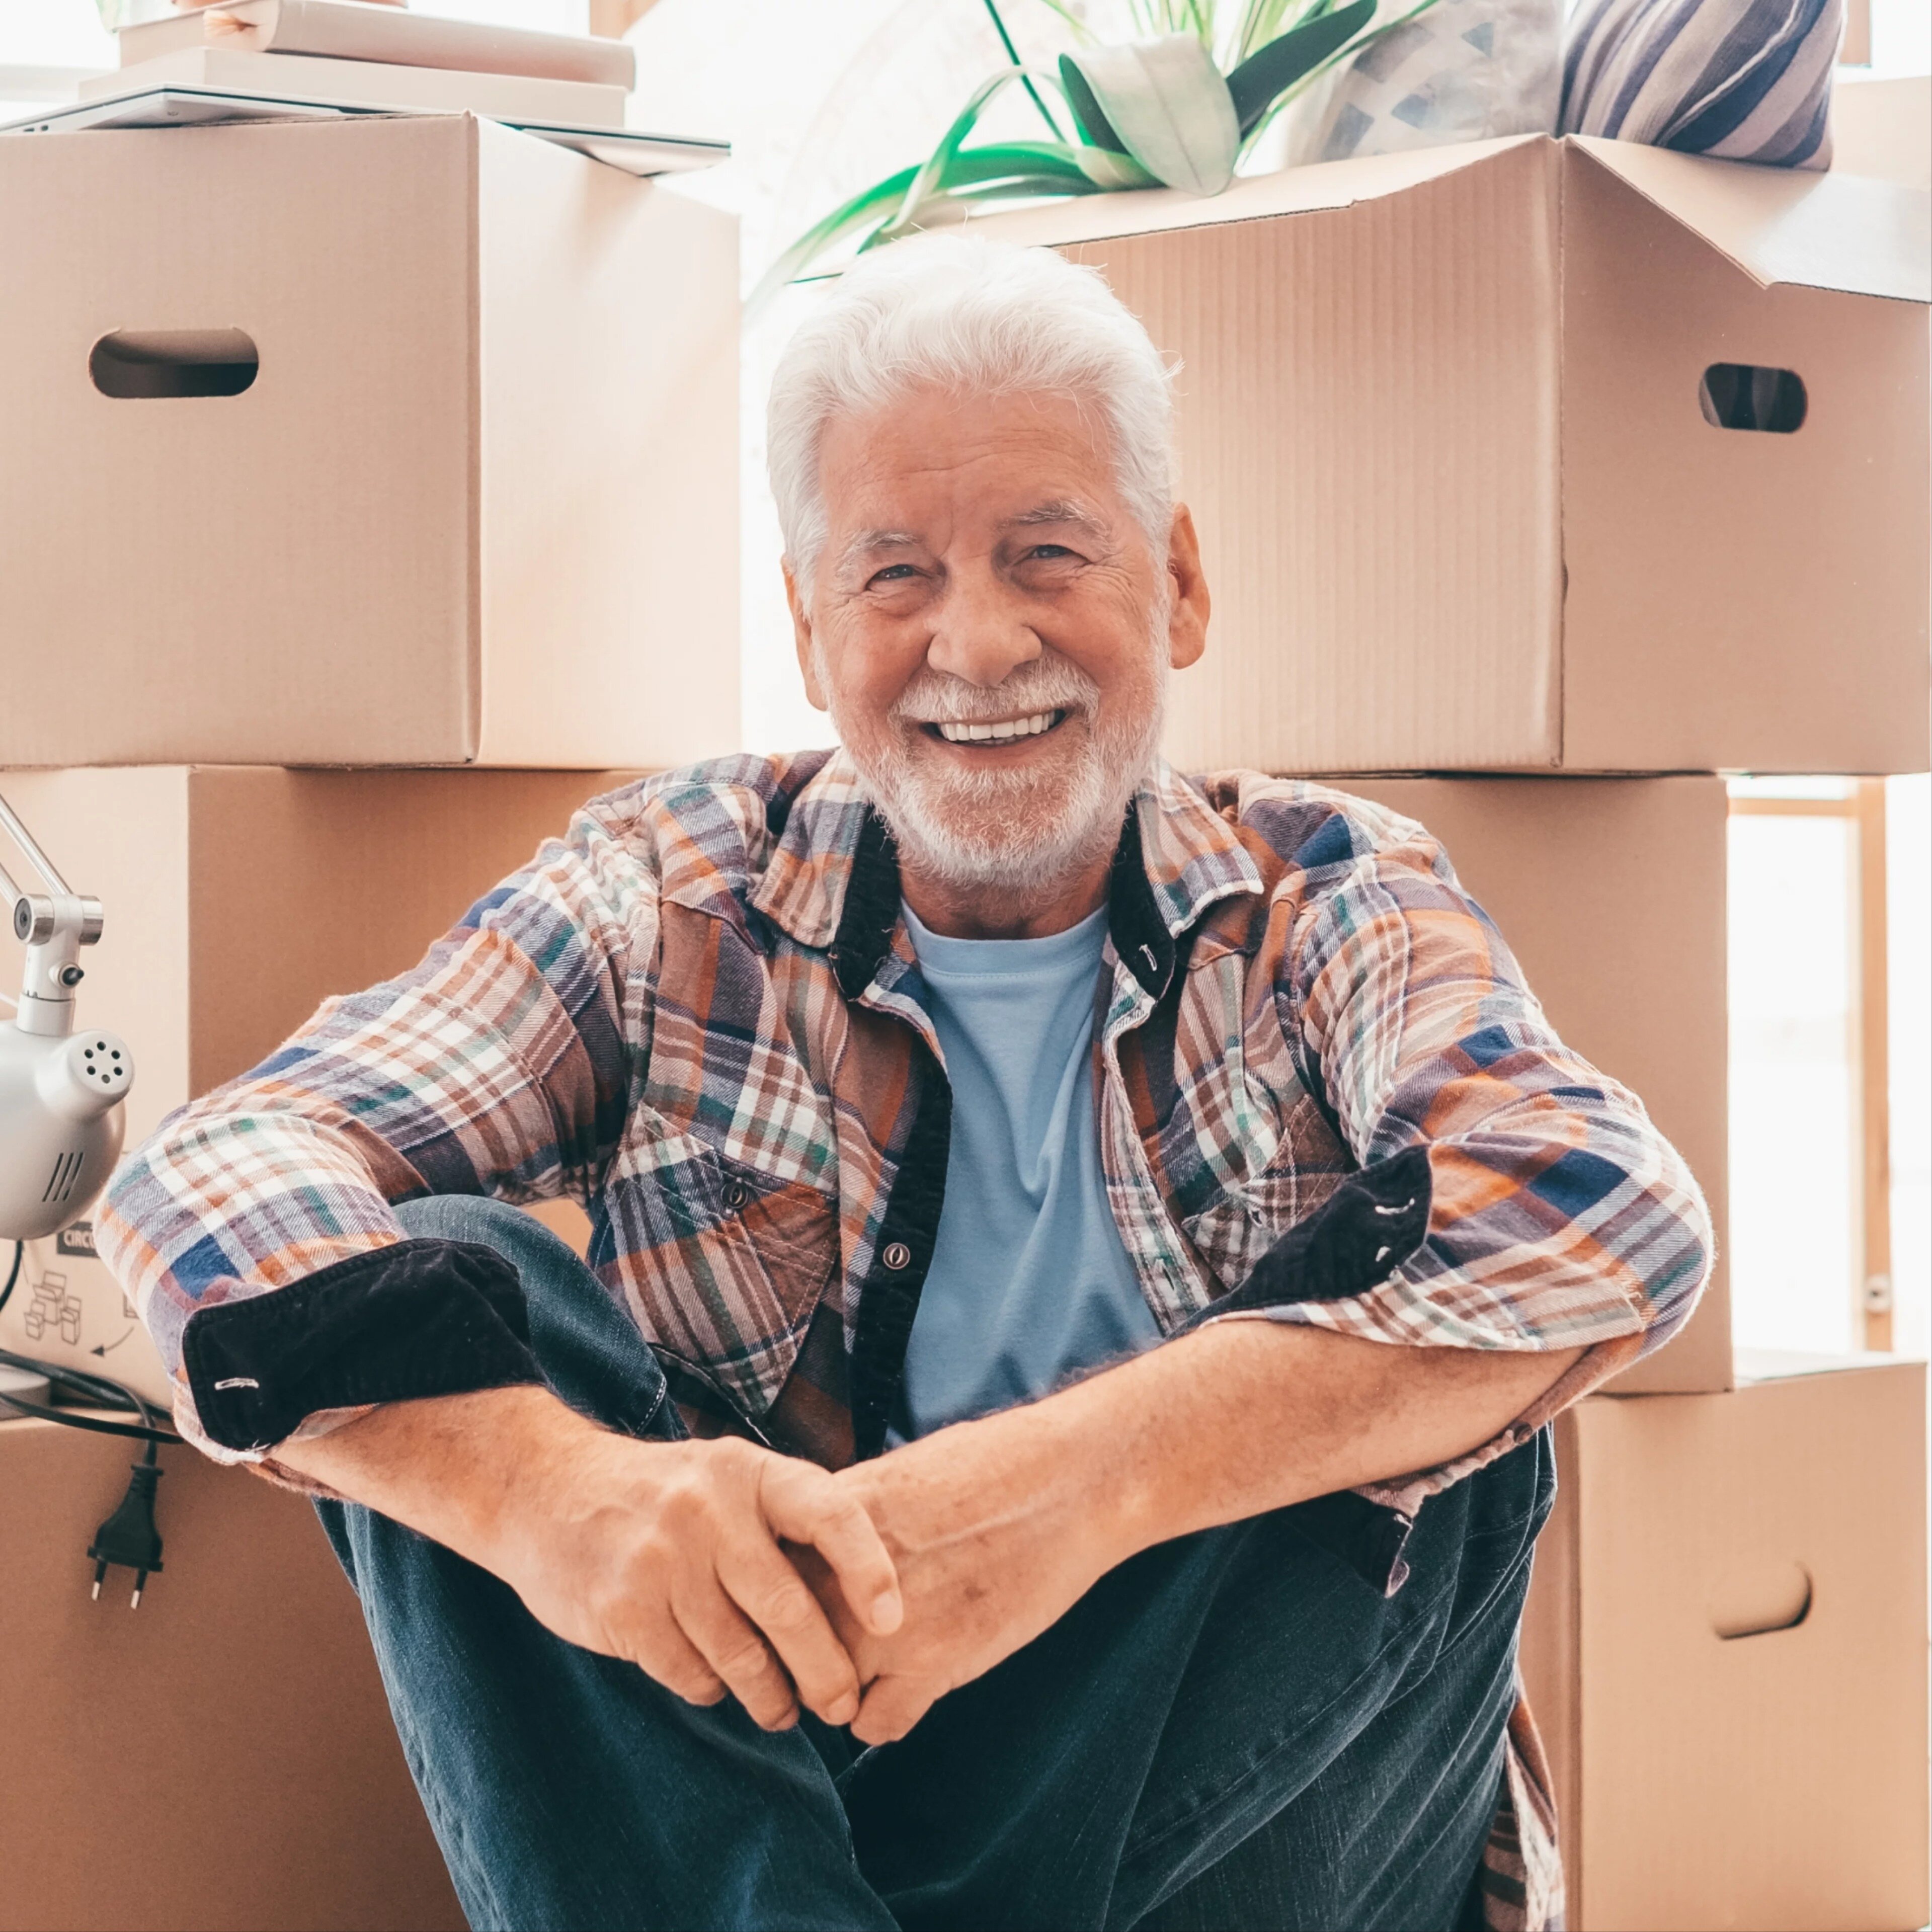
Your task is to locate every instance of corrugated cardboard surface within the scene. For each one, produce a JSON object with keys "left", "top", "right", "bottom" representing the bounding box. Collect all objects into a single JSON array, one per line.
[
  {"left": 973, "top": 134, "right": 1930, "bottom": 774},
  {"left": 0, "top": 1415, "right": 461, "bottom": 1931},
  {"left": 7, "top": 767, "right": 1730, "bottom": 1389},
  {"left": 1560, "top": 143, "right": 1931, "bottom": 773},
  {"left": 473, "top": 121, "right": 741, "bottom": 769},
  {"left": 1519, "top": 1357, "right": 1929, "bottom": 1931},
  {"left": 1076, "top": 137, "right": 1565, "bottom": 773},
  {"left": 0, "top": 766, "right": 636, "bottom": 1404},
  {"left": 1341, "top": 775, "right": 1730, "bottom": 1393},
  {"left": 0, "top": 115, "right": 739, "bottom": 769},
  {"left": 0, "top": 766, "right": 640, "bottom": 1141},
  {"left": 180, "top": 765, "right": 646, "bottom": 1092}
]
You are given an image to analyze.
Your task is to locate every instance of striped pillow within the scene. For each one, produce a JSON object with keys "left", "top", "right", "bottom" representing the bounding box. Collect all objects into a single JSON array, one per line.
[{"left": 1559, "top": 0, "right": 1843, "bottom": 169}]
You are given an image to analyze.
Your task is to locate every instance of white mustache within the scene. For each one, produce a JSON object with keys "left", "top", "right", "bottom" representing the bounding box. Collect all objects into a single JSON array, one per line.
[{"left": 890, "top": 658, "right": 1098, "bottom": 727}]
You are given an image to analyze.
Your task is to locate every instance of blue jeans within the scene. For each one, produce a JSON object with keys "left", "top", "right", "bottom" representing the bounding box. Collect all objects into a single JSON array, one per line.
[{"left": 317, "top": 1197, "right": 1552, "bottom": 1932}]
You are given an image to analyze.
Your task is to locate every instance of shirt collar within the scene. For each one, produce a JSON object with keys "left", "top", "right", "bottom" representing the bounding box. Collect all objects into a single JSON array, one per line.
[{"left": 751, "top": 750, "right": 1262, "bottom": 1003}]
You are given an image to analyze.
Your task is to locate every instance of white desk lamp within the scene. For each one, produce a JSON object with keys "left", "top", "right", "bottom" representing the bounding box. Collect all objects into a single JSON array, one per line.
[
  {"left": 0, "top": 791, "right": 172, "bottom": 1605},
  {"left": 0, "top": 791, "right": 134, "bottom": 1241}
]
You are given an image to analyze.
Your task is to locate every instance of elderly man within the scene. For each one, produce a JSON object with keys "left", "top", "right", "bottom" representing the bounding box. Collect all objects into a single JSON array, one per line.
[{"left": 103, "top": 236, "right": 1709, "bottom": 1932}]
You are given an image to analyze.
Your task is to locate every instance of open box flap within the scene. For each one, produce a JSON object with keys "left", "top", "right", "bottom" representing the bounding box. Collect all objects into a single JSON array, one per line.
[
  {"left": 962, "top": 132, "right": 1543, "bottom": 249},
  {"left": 1572, "top": 135, "right": 1929, "bottom": 303}
]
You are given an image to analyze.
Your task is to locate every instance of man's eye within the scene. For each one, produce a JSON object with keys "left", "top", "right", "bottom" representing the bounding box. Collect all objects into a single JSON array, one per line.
[
  {"left": 869, "top": 564, "right": 919, "bottom": 586},
  {"left": 1026, "top": 544, "right": 1077, "bottom": 561}
]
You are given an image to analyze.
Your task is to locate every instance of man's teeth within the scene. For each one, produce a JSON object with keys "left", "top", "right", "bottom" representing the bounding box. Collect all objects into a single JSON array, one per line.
[{"left": 935, "top": 710, "right": 1060, "bottom": 745}]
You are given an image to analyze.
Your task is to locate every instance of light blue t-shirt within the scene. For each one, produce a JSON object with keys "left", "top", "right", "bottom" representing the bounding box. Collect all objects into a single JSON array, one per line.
[{"left": 894, "top": 901, "right": 1162, "bottom": 1440}]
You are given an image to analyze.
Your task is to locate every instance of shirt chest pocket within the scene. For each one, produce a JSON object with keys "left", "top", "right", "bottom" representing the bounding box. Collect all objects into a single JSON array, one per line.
[
  {"left": 1176, "top": 1095, "right": 1354, "bottom": 1295},
  {"left": 603, "top": 1108, "right": 838, "bottom": 1417},
  {"left": 1182, "top": 1165, "right": 1308, "bottom": 1294}
]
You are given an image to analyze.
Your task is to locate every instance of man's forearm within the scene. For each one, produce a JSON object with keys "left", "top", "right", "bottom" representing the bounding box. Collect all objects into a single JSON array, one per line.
[
  {"left": 814, "top": 1316, "right": 1584, "bottom": 1741},
  {"left": 273, "top": 1385, "right": 600, "bottom": 1571},
  {"left": 975, "top": 1319, "right": 1584, "bottom": 1572}
]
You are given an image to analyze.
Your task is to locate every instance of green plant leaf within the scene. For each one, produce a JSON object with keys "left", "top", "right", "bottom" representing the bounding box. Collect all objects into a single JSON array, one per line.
[
  {"left": 981, "top": 0, "right": 1068, "bottom": 138},
  {"left": 1224, "top": 0, "right": 1377, "bottom": 136},
  {"left": 1071, "top": 145, "right": 1159, "bottom": 189},
  {"left": 1058, "top": 53, "right": 1129, "bottom": 153},
  {"left": 876, "top": 69, "right": 1080, "bottom": 240},
  {"left": 749, "top": 165, "right": 924, "bottom": 315},
  {"left": 1234, "top": 0, "right": 1442, "bottom": 152},
  {"left": 1059, "top": 34, "right": 1239, "bottom": 196}
]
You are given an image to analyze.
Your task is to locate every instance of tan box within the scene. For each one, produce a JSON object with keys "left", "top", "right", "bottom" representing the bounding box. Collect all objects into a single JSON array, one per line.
[
  {"left": 974, "top": 135, "right": 1930, "bottom": 776},
  {"left": 0, "top": 114, "right": 739, "bottom": 769},
  {"left": 1344, "top": 776, "right": 1730, "bottom": 1394},
  {"left": 1, "top": 768, "right": 1732, "bottom": 1394},
  {"left": 1519, "top": 1353, "right": 1929, "bottom": 1932},
  {"left": 0, "top": 764, "right": 635, "bottom": 1403},
  {"left": 0, "top": 1413, "right": 461, "bottom": 1930}
]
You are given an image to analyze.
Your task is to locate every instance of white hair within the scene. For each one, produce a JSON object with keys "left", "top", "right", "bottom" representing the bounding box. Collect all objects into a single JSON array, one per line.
[{"left": 767, "top": 233, "right": 1177, "bottom": 586}]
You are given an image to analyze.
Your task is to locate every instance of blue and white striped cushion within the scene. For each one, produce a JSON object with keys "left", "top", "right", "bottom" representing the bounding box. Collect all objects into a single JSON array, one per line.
[{"left": 1559, "top": 0, "right": 1842, "bottom": 169}]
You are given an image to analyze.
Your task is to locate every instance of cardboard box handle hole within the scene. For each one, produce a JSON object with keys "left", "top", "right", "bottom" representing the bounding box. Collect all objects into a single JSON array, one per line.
[
  {"left": 1710, "top": 1560, "right": 1813, "bottom": 1641},
  {"left": 1699, "top": 363, "right": 1806, "bottom": 434},
  {"left": 90, "top": 329, "right": 259, "bottom": 400}
]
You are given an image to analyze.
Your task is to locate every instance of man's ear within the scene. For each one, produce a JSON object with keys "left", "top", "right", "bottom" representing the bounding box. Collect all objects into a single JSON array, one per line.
[
  {"left": 785, "top": 559, "right": 831, "bottom": 713},
  {"left": 1165, "top": 505, "right": 1210, "bottom": 672}
]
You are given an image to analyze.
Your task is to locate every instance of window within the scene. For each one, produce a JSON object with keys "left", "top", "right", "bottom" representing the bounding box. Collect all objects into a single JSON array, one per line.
[{"left": 1729, "top": 776, "right": 1930, "bottom": 1356}]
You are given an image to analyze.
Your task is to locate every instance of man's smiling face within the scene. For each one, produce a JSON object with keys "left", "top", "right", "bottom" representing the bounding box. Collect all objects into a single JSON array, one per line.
[{"left": 787, "top": 384, "right": 1208, "bottom": 914}]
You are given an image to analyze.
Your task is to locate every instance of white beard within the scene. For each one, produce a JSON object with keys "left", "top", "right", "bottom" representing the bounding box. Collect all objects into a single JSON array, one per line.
[{"left": 827, "top": 638, "right": 1168, "bottom": 898}]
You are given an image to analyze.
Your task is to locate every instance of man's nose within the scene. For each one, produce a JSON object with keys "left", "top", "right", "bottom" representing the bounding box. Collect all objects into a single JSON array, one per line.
[{"left": 926, "top": 576, "right": 1042, "bottom": 688}]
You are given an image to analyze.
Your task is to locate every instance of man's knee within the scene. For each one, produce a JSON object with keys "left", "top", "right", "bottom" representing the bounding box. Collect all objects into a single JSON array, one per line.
[
  {"left": 395, "top": 1192, "right": 583, "bottom": 1280},
  {"left": 394, "top": 1193, "right": 677, "bottom": 1442}
]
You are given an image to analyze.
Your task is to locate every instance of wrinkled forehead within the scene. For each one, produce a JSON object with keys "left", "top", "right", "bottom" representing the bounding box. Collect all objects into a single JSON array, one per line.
[{"left": 815, "top": 385, "right": 1133, "bottom": 554}]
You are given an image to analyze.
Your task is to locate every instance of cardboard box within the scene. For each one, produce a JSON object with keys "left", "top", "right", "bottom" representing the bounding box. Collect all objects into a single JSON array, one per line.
[
  {"left": 973, "top": 134, "right": 1930, "bottom": 776},
  {"left": 0, "top": 765, "right": 636, "bottom": 1404},
  {"left": 0, "top": 114, "right": 739, "bottom": 769},
  {"left": 0, "top": 767, "right": 1733, "bottom": 1395},
  {"left": 1344, "top": 776, "right": 1730, "bottom": 1394},
  {"left": 1519, "top": 1353, "right": 1929, "bottom": 1931},
  {"left": 0, "top": 1412, "right": 462, "bottom": 1930}
]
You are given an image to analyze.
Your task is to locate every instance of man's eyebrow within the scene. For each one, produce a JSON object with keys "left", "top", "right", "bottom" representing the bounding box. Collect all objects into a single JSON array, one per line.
[
  {"left": 836, "top": 528, "right": 921, "bottom": 570},
  {"left": 1005, "top": 501, "right": 1111, "bottom": 541}
]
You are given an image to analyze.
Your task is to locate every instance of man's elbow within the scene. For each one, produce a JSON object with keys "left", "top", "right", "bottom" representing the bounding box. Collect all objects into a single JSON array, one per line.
[{"left": 1629, "top": 1175, "right": 1718, "bottom": 1360}]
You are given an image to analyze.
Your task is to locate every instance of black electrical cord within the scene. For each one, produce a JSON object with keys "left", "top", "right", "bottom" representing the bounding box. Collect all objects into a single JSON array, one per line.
[
  {"left": 0, "top": 1275, "right": 182, "bottom": 1451},
  {"left": 0, "top": 1355, "right": 180, "bottom": 1444},
  {"left": 0, "top": 1239, "right": 177, "bottom": 1446}
]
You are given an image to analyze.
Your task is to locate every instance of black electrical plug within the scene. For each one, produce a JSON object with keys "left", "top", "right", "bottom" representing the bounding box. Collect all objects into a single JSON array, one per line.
[{"left": 89, "top": 1461, "right": 164, "bottom": 1608}]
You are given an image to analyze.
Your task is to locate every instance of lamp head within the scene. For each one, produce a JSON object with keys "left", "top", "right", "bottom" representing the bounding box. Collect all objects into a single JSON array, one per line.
[{"left": 0, "top": 1024, "right": 130, "bottom": 1240}]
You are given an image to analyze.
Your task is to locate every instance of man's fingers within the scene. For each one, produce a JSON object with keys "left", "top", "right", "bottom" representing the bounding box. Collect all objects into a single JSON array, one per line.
[
  {"left": 675, "top": 1584, "right": 800, "bottom": 1731},
  {"left": 715, "top": 1534, "right": 863, "bottom": 1727},
  {"left": 851, "top": 1672, "right": 938, "bottom": 1746},
  {"left": 634, "top": 1622, "right": 730, "bottom": 1709},
  {"left": 760, "top": 1462, "right": 903, "bottom": 1636}
]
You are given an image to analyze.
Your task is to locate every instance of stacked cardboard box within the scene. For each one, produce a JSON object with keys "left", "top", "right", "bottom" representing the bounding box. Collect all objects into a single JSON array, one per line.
[
  {"left": 977, "top": 130, "right": 1931, "bottom": 1927},
  {"left": 1518, "top": 1352, "right": 1927, "bottom": 1932},
  {"left": 0, "top": 109, "right": 735, "bottom": 1927},
  {"left": 0, "top": 1412, "right": 465, "bottom": 1932},
  {"left": 0, "top": 112, "right": 740, "bottom": 768}
]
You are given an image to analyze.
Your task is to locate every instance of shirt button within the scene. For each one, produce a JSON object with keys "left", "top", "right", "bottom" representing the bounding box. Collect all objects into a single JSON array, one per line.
[
  {"left": 881, "top": 1241, "right": 912, "bottom": 1271},
  {"left": 721, "top": 1180, "right": 750, "bottom": 1211}
]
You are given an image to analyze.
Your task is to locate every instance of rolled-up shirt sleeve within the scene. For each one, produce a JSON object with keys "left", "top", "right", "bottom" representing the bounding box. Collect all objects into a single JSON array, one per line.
[
  {"left": 1216, "top": 795, "right": 1715, "bottom": 1504},
  {"left": 96, "top": 784, "right": 660, "bottom": 1468}
]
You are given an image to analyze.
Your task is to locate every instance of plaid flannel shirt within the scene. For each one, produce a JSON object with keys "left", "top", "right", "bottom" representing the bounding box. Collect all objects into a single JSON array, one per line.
[{"left": 101, "top": 750, "right": 1712, "bottom": 1932}]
